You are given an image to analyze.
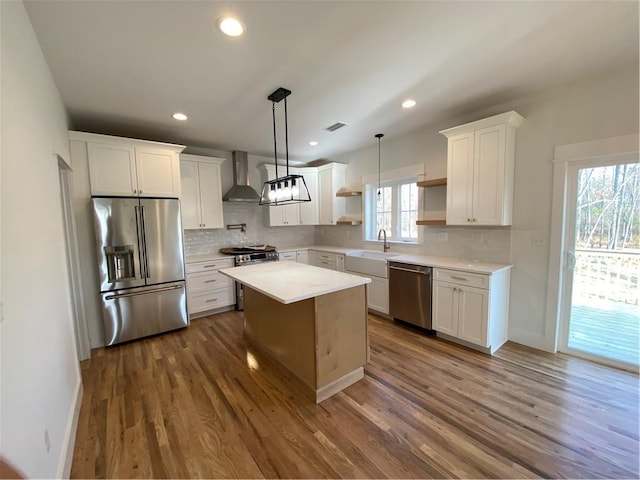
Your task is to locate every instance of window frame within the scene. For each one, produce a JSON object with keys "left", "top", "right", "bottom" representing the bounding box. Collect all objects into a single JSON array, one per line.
[{"left": 363, "top": 167, "right": 423, "bottom": 245}]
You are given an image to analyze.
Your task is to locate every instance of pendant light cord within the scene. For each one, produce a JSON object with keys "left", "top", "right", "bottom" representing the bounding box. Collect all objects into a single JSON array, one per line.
[
  {"left": 375, "top": 133, "right": 384, "bottom": 196},
  {"left": 272, "top": 101, "right": 278, "bottom": 179},
  {"left": 284, "top": 97, "right": 289, "bottom": 176}
]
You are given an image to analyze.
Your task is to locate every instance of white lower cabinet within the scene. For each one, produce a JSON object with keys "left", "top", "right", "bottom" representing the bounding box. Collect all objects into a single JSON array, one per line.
[
  {"left": 186, "top": 258, "right": 235, "bottom": 317},
  {"left": 347, "top": 271, "right": 389, "bottom": 315},
  {"left": 432, "top": 267, "right": 510, "bottom": 354},
  {"left": 278, "top": 251, "right": 297, "bottom": 261},
  {"left": 312, "top": 251, "right": 345, "bottom": 271},
  {"left": 296, "top": 250, "right": 309, "bottom": 264}
]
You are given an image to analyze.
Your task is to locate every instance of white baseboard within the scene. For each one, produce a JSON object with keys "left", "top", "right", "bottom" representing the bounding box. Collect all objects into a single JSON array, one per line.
[{"left": 57, "top": 379, "right": 83, "bottom": 479}]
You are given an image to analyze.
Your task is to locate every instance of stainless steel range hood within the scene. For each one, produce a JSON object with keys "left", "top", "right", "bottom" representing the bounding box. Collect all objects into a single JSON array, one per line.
[{"left": 223, "top": 151, "right": 261, "bottom": 202}]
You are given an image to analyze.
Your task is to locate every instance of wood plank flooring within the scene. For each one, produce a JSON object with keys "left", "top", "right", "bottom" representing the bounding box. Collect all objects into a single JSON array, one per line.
[{"left": 71, "top": 311, "right": 639, "bottom": 479}]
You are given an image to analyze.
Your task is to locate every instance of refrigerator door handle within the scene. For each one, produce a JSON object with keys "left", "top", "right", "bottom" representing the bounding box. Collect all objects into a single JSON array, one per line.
[
  {"left": 105, "top": 283, "right": 183, "bottom": 300},
  {"left": 134, "top": 205, "right": 147, "bottom": 279},
  {"left": 140, "top": 205, "right": 151, "bottom": 278}
]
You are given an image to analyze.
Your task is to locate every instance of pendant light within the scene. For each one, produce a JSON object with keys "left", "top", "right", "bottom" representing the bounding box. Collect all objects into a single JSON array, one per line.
[
  {"left": 259, "top": 87, "right": 311, "bottom": 206},
  {"left": 375, "top": 133, "right": 384, "bottom": 197}
]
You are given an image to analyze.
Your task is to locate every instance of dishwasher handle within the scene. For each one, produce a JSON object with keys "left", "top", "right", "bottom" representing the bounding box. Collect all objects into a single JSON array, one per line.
[{"left": 389, "top": 264, "right": 431, "bottom": 276}]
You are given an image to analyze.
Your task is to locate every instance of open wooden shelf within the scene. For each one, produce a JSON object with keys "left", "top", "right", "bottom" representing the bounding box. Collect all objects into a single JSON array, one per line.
[
  {"left": 417, "top": 178, "right": 447, "bottom": 188},
  {"left": 336, "top": 189, "right": 362, "bottom": 197},
  {"left": 336, "top": 220, "right": 362, "bottom": 225},
  {"left": 416, "top": 219, "right": 446, "bottom": 226}
]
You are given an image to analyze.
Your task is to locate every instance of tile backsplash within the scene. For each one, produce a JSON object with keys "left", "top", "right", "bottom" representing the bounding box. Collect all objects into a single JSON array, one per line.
[
  {"left": 183, "top": 203, "right": 315, "bottom": 256},
  {"left": 315, "top": 225, "right": 512, "bottom": 264},
  {"left": 185, "top": 204, "right": 511, "bottom": 264}
]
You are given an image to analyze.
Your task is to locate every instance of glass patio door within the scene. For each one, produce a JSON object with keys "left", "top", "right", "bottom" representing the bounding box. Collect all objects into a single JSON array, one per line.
[{"left": 560, "top": 160, "right": 639, "bottom": 369}]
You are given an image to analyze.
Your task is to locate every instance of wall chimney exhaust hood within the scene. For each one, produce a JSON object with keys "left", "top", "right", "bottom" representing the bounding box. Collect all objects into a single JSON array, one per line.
[{"left": 223, "top": 151, "right": 261, "bottom": 202}]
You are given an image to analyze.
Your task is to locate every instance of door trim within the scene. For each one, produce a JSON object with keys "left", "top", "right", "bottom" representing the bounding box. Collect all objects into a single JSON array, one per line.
[
  {"left": 545, "top": 134, "right": 639, "bottom": 354},
  {"left": 57, "top": 154, "right": 92, "bottom": 361}
]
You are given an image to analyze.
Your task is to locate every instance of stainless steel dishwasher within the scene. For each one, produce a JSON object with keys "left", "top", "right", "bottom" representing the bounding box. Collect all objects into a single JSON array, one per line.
[{"left": 389, "top": 262, "right": 433, "bottom": 330}]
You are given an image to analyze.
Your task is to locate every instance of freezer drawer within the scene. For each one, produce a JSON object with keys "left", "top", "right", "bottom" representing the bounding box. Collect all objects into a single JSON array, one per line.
[{"left": 101, "top": 281, "right": 188, "bottom": 346}]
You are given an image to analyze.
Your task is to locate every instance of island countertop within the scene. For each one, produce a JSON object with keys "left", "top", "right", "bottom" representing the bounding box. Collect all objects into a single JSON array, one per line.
[{"left": 220, "top": 261, "right": 371, "bottom": 305}]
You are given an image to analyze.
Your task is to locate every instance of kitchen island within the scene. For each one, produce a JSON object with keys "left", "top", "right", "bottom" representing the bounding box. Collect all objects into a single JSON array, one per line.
[{"left": 220, "top": 261, "right": 371, "bottom": 403}]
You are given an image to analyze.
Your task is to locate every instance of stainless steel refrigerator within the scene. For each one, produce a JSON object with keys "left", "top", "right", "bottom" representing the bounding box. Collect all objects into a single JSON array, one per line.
[{"left": 92, "top": 197, "right": 188, "bottom": 346}]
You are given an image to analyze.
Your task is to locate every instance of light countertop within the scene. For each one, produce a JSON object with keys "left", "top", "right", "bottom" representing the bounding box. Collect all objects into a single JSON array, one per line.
[
  {"left": 220, "top": 261, "right": 370, "bottom": 304},
  {"left": 389, "top": 254, "right": 511, "bottom": 274}
]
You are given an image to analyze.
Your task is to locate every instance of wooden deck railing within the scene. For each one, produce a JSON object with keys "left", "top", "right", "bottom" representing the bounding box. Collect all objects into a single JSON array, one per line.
[{"left": 574, "top": 249, "right": 639, "bottom": 306}]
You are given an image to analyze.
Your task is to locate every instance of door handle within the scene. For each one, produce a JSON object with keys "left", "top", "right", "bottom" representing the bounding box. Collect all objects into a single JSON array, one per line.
[
  {"left": 134, "top": 205, "right": 146, "bottom": 279},
  {"left": 140, "top": 205, "right": 150, "bottom": 278},
  {"left": 566, "top": 251, "right": 576, "bottom": 270},
  {"left": 389, "top": 265, "right": 430, "bottom": 275},
  {"left": 105, "top": 284, "right": 183, "bottom": 300}
]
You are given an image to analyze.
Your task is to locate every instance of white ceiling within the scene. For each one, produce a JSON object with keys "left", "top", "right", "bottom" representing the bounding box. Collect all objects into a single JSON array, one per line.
[{"left": 24, "top": 0, "right": 638, "bottom": 163}]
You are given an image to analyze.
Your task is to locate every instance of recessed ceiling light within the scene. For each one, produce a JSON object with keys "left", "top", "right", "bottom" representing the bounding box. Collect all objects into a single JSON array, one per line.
[
  {"left": 402, "top": 99, "right": 417, "bottom": 109},
  {"left": 309, "top": 141, "right": 319, "bottom": 146},
  {"left": 217, "top": 17, "right": 244, "bottom": 37},
  {"left": 172, "top": 112, "right": 188, "bottom": 121}
]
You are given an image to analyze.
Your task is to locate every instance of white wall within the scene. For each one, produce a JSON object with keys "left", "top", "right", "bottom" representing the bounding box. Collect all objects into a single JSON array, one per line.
[
  {"left": 0, "top": 1, "right": 82, "bottom": 478},
  {"left": 324, "top": 65, "right": 639, "bottom": 351}
]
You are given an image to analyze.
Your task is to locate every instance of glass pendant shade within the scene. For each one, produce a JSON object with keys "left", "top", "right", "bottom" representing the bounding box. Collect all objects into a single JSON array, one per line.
[
  {"left": 260, "top": 173, "right": 310, "bottom": 205},
  {"left": 259, "top": 87, "right": 312, "bottom": 206}
]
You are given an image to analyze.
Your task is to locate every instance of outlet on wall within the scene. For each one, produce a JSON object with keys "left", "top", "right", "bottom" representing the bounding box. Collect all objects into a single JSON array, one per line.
[
  {"left": 438, "top": 232, "right": 448, "bottom": 242},
  {"left": 471, "top": 233, "right": 484, "bottom": 244}
]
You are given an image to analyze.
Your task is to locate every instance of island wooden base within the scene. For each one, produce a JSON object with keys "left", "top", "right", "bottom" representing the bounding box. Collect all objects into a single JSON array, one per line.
[{"left": 243, "top": 284, "right": 368, "bottom": 403}]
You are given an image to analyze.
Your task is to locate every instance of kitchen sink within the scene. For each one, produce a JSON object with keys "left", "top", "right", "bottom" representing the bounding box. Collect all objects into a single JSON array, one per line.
[{"left": 345, "top": 250, "right": 401, "bottom": 278}]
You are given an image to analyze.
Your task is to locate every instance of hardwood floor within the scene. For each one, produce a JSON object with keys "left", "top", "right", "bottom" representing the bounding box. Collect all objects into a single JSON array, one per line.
[{"left": 71, "top": 311, "right": 639, "bottom": 479}]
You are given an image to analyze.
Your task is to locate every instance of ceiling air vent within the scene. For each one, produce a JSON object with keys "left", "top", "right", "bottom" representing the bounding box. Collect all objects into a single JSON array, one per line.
[{"left": 325, "top": 122, "right": 349, "bottom": 132}]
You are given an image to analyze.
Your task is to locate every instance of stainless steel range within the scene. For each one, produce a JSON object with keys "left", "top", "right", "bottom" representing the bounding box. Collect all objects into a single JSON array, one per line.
[{"left": 220, "top": 246, "right": 279, "bottom": 310}]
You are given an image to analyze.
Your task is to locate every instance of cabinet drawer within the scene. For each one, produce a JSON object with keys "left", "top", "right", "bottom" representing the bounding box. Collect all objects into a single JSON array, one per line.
[
  {"left": 316, "top": 252, "right": 336, "bottom": 261},
  {"left": 434, "top": 268, "right": 488, "bottom": 289},
  {"left": 279, "top": 252, "right": 297, "bottom": 261},
  {"left": 188, "top": 287, "right": 234, "bottom": 313},
  {"left": 186, "top": 258, "right": 234, "bottom": 274},
  {"left": 187, "top": 270, "right": 233, "bottom": 293},
  {"left": 317, "top": 259, "right": 337, "bottom": 270}
]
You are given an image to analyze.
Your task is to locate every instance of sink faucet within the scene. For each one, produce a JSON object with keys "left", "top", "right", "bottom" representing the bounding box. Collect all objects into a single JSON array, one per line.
[{"left": 377, "top": 228, "right": 390, "bottom": 252}]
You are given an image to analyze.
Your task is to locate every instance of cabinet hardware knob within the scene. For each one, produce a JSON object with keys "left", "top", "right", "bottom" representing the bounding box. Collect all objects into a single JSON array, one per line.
[
  {"left": 451, "top": 275, "right": 468, "bottom": 281},
  {"left": 204, "top": 279, "right": 217, "bottom": 283},
  {"left": 467, "top": 218, "right": 471, "bottom": 222},
  {"left": 206, "top": 298, "right": 218, "bottom": 303}
]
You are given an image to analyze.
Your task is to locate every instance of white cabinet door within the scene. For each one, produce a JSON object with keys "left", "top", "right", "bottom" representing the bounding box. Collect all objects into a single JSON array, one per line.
[
  {"left": 180, "top": 155, "right": 224, "bottom": 230},
  {"left": 87, "top": 143, "right": 137, "bottom": 196},
  {"left": 473, "top": 125, "right": 506, "bottom": 225},
  {"left": 432, "top": 281, "right": 458, "bottom": 337},
  {"left": 180, "top": 160, "right": 201, "bottom": 229},
  {"left": 336, "top": 254, "right": 345, "bottom": 272},
  {"left": 318, "top": 168, "right": 334, "bottom": 224},
  {"left": 296, "top": 250, "right": 309, "bottom": 264},
  {"left": 368, "top": 276, "right": 389, "bottom": 314},
  {"left": 308, "top": 250, "right": 318, "bottom": 266},
  {"left": 457, "top": 285, "right": 489, "bottom": 347},
  {"left": 135, "top": 147, "right": 180, "bottom": 197},
  {"left": 299, "top": 169, "right": 318, "bottom": 225},
  {"left": 445, "top": 133, "right": 474, "bottom": 225},
  {"left": 197, "top": 161, "right": 224, "bottom": 229}
]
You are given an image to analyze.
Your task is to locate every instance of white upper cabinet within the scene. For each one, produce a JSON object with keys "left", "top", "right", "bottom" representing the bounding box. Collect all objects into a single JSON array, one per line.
[
  {"left": 76, "top": 132, "right": 184, "bottom": 198},
  {"left": 180, "top": 154, "right": 224, "bottom": 230},
  {"left": 317, "top": 163, "right": 347, "bottom": 225},
  {"left": 135, "top": 147, "right": 181, "bottom": 197},
  {"left": 298, "top": 167, "right": 319, "bottom": 225},
  {"left": 87, "top": 143, "right": 137, "bottom": 196},
  {"left": 440, "top": 111, "right": 523, "bottom": 226},
  {"left": 260, "top": 164, "right": 320, "bottom": 226}
]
